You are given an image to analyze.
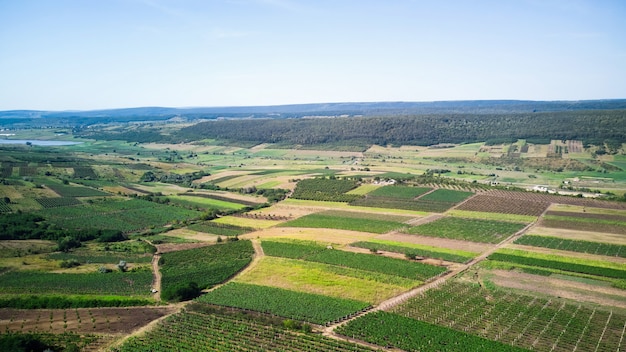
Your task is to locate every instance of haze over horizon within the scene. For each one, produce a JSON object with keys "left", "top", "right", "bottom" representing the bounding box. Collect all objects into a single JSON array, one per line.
[{"left": 1, "top": 0, "right": 625, "bottom": 111}]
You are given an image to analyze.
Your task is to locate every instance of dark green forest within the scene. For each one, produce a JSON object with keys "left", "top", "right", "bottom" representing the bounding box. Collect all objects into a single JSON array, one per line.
[{"left": 173, "top": 110, "right": 626, "bottom": 148}]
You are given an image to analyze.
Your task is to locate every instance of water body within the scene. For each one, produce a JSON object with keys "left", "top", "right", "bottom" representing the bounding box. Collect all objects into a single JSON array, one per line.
[{"left": 0, "top": 139, "right": 83, "bottom": 146}]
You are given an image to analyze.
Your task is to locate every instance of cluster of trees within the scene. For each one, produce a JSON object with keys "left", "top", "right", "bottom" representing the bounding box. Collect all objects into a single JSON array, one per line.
[{"left": 140, "top": 170, "right": 209, "bottom": 186}]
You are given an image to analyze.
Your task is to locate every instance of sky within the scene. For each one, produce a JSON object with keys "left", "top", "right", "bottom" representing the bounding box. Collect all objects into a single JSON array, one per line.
[{"left": 0, "top": 0, "right": 625, "bottom": 111}]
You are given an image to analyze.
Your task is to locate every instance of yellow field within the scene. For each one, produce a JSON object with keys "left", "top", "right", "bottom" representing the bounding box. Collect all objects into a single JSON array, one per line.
[{"left": 234, "top": 256, "right": 418, "bottom": 304}]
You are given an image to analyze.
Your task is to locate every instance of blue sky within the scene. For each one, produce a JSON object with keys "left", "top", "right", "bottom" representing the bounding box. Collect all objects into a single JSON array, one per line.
[{"left": 1, "top": 0, "right": 625, "bottom": 110}]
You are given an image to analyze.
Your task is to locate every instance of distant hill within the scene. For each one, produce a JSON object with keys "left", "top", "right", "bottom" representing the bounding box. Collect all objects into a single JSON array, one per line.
[{"left": 2, "top": 99, "right": 626, "bottom": 127}]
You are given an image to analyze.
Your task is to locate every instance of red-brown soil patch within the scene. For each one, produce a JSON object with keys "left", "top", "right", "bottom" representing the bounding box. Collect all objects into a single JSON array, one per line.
[
  {"left": 0, "top": 306, "right": 177, "bottom": 334},
  {"left": 155, "top": 242, "right": 213, "bottom": 254}
]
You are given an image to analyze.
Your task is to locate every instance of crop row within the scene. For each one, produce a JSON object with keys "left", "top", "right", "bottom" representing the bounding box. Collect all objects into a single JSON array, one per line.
[
  {"left": 38, "top": 199, "right": 201, "bottom": 233},
  {"left": 114, "top": 309, "right": 375, "bottom": 352},
  {"left": 368, "top": 185, "right": 432, "bottom": 199},
  {"left": 350, "top": 241, "right": 475, "bottom": 263},
  {"left": 0, "top": 271, "right": 152, "bottom": 296},
  {"left": 187, "top": 221, "right": 254, "bottom": 236},
  {"left": 350, "top": 196, "right": 457, "bottom": 212},
  {"left": 197, "top": 282, "right": 370, "bottom": 325},
  {"left": 44, "top": 182, "right": 110, "bottom": 197},
  {"left": 35, "top": 197, "right": 81, "bottom": 208},
  {"left": 160, "top": 240, "right": 254, "bottom": 301},
  {"left": 487, "top": 251, "right": 626, "bottom": 279},
  {"left": 0, "top": 200, "right": 11, "bottom": 213},
  {"left": 389, "top": 280, "right": 626, "bottom": 352},
  {"left": 279, "top": 212, "right": 405, "bottom": 234},
  {"left": 541, "top": 216, "right": 626, "bottom": 235},
  {"left": 407, "top": 217, "right": 527, "bottom": 244},
  {"left": 46, "top": 251, "right": 153, "bottom": 264},
  {"left": 514, "top": 235, "right": 626, "bottom": 258},
  {"left": 263, "top": 240, "right": 446, "bottom": 281},
  {"left": 336, "top": 311, "right": 529, "bottom": 352},
  {"left": 456, "top": 194, "right": 550, "bottom": 216},
  {"left": 181, "top": 192, "right": 261, "bottom": 207},
  {"left": 291, "top": 178, "right": 360, "bottom": 202},
  {"left": 419, "top": 188, "right": 474, "bottom": 203}
]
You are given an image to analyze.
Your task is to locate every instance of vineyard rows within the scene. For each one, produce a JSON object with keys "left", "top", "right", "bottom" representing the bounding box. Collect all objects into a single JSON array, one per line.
[
  {"left": 197, "top": 282, "right": 370, "bottom": 325},
  {"left": 367, "top": 185, "right": 432, "bottom": 198},
  {"left": 262, "top": 240, "right": 446, "bottom": 281},
  {"left": 350, "top": 241, "right": 475, "bottom": 263},
  {"left": 487, "top": 251, "right": 626, "bottom": 279},
  {"left": 407, "top": 217, "right": 527, "bottom": 244},
  {"left": 456, "top": 194, "right": 550, "bottom": 216},
  {"left": 291, "top": 178, "right": 360, "bottom": 202},
  {"left": 44, "top": 182, "right": 110, "bottom": 197},
  {"left": 389, "top": 281, "right": 626, "bottom": 352},
  {"left": 38, "top": 198, "right": 201, "bottom": 233},
  {"left": 160, "top": 240, "right": 254, "bottom": 299},
  {"left": 0, "top": 271, "right": 152, "bottom": 296},
  {"left": 35, "top": 197, "right": 81, "bottom": 208},
  {"left": 187, "top": 221, "right": 254, "bottom": 236},
  {"left": 0, "top": 200, "right": 11, "bottom": 213},
  {"left": 114, "top": 309, "right": 375, "bottom": 352},
  {"left": 336, "top": 311, "right": 529, "bottom": 352},
  {"left": 514, "top": 235, "right": 626, "bottom": 258},
  {"left": 279, "top": 212, "right": 405, "bottom": 234},
  {"left": 479, "top": 190, "right": 626, "bottom": 210}
]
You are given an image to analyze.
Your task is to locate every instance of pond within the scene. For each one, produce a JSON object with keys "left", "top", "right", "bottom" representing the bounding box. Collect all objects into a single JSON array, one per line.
[{"left": 0, "top": 139, "right": 83, "bottom": 146}]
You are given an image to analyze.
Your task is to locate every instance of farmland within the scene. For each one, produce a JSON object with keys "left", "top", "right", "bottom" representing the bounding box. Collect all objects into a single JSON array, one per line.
[
  {"left": 1, "top": 124, "right": 626, "bottom": 351},
  {"left": 406, "top": 217, "right": 528, "bottom": 244}
]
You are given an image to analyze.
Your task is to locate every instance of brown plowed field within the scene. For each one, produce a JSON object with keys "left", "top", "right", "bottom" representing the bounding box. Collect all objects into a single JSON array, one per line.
[
  {"left": 456, "top": 194, "right": 549, "bottom": 216},
  {"left": 482, "top": 190, "right": 626, "bottom": 210},
  {"left": 0, "top": 306, "right": 177, "bottom": 335}
]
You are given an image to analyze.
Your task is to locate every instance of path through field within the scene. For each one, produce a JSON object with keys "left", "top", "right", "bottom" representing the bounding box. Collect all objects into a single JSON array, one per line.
[{"left": 151, "top": 253, "right": 161, "bottom": 301}]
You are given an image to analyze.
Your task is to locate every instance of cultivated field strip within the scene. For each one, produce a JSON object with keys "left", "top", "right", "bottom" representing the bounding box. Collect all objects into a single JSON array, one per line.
[
  {"left": 113, "top": 310, "right": 377, "bottom": 352},
  {"left": 388, "top": 280, "right": 626, "bottom": 352},
  {"left": 456, "top": 194, "right": 550, "bottom": 216}
]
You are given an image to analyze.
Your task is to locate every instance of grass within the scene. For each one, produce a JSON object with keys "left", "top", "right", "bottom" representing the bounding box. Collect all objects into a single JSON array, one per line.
[
  {"left": 234, "top": 256, "right": 417, "bottom": 304},
  {"left": 346, "top": 184, "right": 380, "bottom": 195}
]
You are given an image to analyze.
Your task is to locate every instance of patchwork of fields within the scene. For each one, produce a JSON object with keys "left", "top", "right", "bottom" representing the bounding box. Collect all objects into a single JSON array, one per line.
[{"left": 2, "top": 139, "right": 626, "bottom": 351}]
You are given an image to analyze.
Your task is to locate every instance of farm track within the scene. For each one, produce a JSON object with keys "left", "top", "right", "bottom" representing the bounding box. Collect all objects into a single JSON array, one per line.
[{"left": 151, "top": 254, "right": 161, "bottom": 302}]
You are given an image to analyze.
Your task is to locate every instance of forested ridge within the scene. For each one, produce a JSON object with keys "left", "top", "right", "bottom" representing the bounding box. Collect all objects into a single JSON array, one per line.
[{"left": 176, "top": 110, "right": 626, "bottom": 147}]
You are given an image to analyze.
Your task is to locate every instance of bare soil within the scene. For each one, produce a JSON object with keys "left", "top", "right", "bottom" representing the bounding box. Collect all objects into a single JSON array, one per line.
[
  {"left": 528, "top": 225, "right": 626, "bottom": 245},
  {"left": 0, "top": 306, "right": 177, "bottom": 335},
  {"left": 506, "top": 243, "right": 626, "bottom": 265},
  {"left": 376, "top": 232, "right": 493, "bottom": 253},
  {"left": 240, "top": 227, "right": 378, "bottom": 245},
  {"left": 487, "top": 269, "right": 626, "bottom": 309}
]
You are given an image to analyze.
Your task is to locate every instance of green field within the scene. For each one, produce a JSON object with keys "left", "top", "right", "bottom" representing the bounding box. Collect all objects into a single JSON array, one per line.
[
  {"left": 279, "top": 212, "right": 406, "bottom": 233},
  {"left": 114, "top": 306, "right": 376, "bottom": 351},
  {"left": 197, "top": 282, "right": 370, "bottom": 324},
  {"left": 262, "top": 239, "right": 446, "bottom": 281},
  {"left": 407, "top": 217, "right": 527, "bottom": 243},
  {"left": 351, "top": 240, "right": 477, "bottom": 263},
  {"left": 160, "top": 241, "right": 254, "bottom": 301}
]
